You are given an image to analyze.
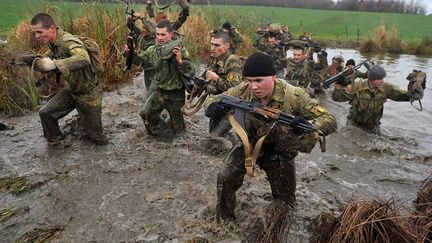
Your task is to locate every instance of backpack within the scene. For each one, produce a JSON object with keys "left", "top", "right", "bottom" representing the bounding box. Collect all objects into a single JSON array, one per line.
[
  {"left": 406, "top": 69, "right": 427, "bottom": 111},
  {"left": 77, "top": 36, "right": 105, "bottom": 74}
]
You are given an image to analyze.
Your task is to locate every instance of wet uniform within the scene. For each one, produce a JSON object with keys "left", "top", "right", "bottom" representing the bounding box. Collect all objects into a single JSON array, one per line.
[
  {"left": 205, "top": 51, "right": 242, "bottom": 135},
  {"left": 39, "top": 28, "right": 106, "bottom": 144},
  {"left": 332, "top": 78, "right": 410, "bottom": 134},
  {"left": 254, "top": 36, "right": 287, "bottom": 79},
  {"left": 286, "top": 58, "right": 316, "bottom": 89},
  {"left": 132, "top": 4, "right": 190, "bottom": 90},
  {"left": 208, "top": 79, "right": 337, "bottom": 220},
  {"left": 137, "top": 41, "right": 195, "bottom": 135}
]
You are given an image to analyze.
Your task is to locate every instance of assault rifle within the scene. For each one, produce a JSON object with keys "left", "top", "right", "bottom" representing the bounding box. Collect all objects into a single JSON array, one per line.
[
  {"left": 122, "top": 1, "right": 142, "bottom": 72},
  {"left": 218, "top": 95, "right": 326, "bottom": 179},
  {"left": 322, "top": 59, "right": 370, "bottom": 89},
  {"left": 218, "top": 95, "right": 317, "bottom": 133},
  {"left": 9, "top": 53, "right": 39, "bottom": 67}
]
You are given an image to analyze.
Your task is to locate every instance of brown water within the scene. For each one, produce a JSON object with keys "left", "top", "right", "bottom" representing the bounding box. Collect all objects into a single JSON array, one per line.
[{"left": 1, "top": 49, "right": 431, "bottom": 242}]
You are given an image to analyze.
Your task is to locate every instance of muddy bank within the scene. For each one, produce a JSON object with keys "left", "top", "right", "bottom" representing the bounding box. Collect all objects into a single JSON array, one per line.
[{"left": 1, "top": 52, "right": 432, "bottom": 242}]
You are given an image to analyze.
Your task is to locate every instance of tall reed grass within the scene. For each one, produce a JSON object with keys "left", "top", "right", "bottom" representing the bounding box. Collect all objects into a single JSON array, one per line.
[
  {"left": 0, "top": 3, "right": 261, "bottom": 115},
  {"left": 360, "top": 24, "right": 432, "bottom": 55}
]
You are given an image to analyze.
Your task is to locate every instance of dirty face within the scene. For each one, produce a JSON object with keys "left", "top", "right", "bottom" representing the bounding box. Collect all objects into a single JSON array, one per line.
[
  {"left": 155, "top": 27, "right": 173, "bottom": 45},
  {"left": 210, "top": 37, "right": 230, "bottom": 58},
  {"left": 31, "top": 23, "right": 57, "bottom": 44},
  {"left": 293, "top": 49, "right": 305, "bottom": 63},
  {"left": 369, "top": 79, "right": 385, "bottom": 89},
  {"left": 267, "top": 36, "right": 278, "bottom": 48},
  {"left": 246, "top": 75, "right": 277, "bottom": 100}
]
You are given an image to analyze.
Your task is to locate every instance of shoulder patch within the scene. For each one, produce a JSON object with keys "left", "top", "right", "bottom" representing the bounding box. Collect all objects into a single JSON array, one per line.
[{"left": 227, "top": 73, "right": 235, "bottom": 82}]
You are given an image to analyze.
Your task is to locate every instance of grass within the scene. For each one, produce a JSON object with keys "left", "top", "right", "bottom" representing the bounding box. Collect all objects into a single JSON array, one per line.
[
  {"left": 195, "top": 5, "right": 432, "bottom": 44},
  {"left": 1, "top": 1, "right": 431, "bottom": 44}
]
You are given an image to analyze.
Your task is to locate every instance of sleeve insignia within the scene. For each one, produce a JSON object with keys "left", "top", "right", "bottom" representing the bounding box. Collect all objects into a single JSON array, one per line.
[{"left": 227, "top": 73, "right": 235, "bottom": 82}]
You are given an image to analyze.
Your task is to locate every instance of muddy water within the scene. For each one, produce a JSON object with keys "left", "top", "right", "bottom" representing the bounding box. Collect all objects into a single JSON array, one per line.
[{"left": 1, "top": 50, "right": 431, "bottom": 242}]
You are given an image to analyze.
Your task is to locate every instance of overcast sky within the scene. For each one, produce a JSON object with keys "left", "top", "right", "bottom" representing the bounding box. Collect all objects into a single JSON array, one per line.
[{"left": 422, "top": 1, "right": 432, "bottom": 14}]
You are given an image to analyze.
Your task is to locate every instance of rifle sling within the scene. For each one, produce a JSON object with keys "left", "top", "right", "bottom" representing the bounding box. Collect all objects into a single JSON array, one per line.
[
  {"left": 227, "top": 112, "right": 267, "bottom": 177},
  {"left": 410, "top": 99, "right": 423, "bottom": 111},
  {"left": 181, "top": 92, "right": 208, "bottom": 116}
]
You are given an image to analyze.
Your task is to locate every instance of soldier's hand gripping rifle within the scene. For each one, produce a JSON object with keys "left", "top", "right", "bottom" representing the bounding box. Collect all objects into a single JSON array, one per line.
[
  {"left": 181, "top": 71, "right": 209, "bottom": 116},
  {"left": 122, "top": 1, "right": 143, "bottom": 72},
  {"left": 10, "top": 54, "right": 60, "bottom": 88},
  {"left": 217, "top": 95, "right": 326, "bottom": 177},
  {"left": 322, "top": 59, "right": 370, "bottom": 89}
]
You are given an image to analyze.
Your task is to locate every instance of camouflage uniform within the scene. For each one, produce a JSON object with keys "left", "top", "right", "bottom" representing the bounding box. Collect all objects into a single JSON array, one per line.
[
  {"left": 132, "top": 5, "right": 189, "bottom": 90},
  {"left": 137, "top": 42, "right": 195, "bottom": 135},
  {"left": 209, "top": 79, "right": 337, "bottom": 220},
  {"left": 206, "top": 51, "right": 242, "bottom": 94},
  {"left": 332, "top": 78, "right": 410, "bottom": 135},
  {"left": 39, "top": 29, "right": 106, "bottom": 144},
  {"left": 227, "top": 28, "right": 244, "bottom": 54},
  {"left": 254, "top": 36, "right": 287, "bottom": 79},
  {"left": 310, "top": 53, "right": 328, "bottom": 92},
  {"left": 206, "top": 51, "right": 243, "bottom": 135},
  {"left": 286, "top": 58, "right": 316, "bottom": 89}
]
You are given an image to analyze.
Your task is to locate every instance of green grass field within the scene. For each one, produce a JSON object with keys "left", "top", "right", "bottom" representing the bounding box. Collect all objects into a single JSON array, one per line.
[
  {"left": 1, "top": 0, "right": 431, "bottom": 43},
  {"left": 194, "top": 5, "right": 432, "bottom": 43}
]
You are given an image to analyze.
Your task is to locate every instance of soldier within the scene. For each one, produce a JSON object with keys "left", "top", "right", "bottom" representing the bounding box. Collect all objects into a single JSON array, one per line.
[
  {"left": 30, "top": 13, "right": 107, "bottom": 145},
  {"left": 205, "top": 31, "right": 242, "bottom": 96},
  {"left": 205, "top": 31, "right": 242, "bottom": 135},
  {"left": 332, "top": 65, "right": 411, "bottom": 135},
  {"left": 310, "top": 50, "right": 328, "bottom": 93},
  {"left": 286, "top": 46, "right": 316, "bottom": 89},
  {"left": 130, "top": 0, "right": 190, "bottom": 90},
  {"left": 254, "top": 31, "right": 287, "bottom": 79},
  {"left": 205, "top": 52, "right": 337, "bottom": 221},
  {"left": 127, "top": 20, "right": 195, "bottom": 135},
  {"left": 215, "top": 22, "right": 244, "bottom": 54}
]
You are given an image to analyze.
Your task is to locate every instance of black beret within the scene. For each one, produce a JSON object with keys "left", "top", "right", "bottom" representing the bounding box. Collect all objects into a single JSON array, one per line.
[{"left": 243, "top": 52, "right": 276, "bottom": 77}]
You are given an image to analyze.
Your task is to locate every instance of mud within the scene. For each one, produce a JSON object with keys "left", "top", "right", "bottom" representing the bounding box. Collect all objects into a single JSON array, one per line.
[{"left": 1, "top": 49, "right": 431, "bottom": 242}]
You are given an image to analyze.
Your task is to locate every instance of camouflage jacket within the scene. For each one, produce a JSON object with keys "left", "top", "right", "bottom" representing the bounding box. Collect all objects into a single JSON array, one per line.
[
  {"left": 253, "top": 36, "right": 287, "bottom": 71},
  {"left": 133, "top": 23, "right": 156, "bottom": 52},
  {"left": 43, "top": 29, "right": 98, "bottom": 95},
  {"left": 286, "top": 58, "right": 316, "bottom": 88},
  {"left": 206, "top": 51, "right": 242, "bottom": 94},
  {"left": 137, "top": 42, "right": 195, "bottom": 90},
  {"left": 208, "top": 79, "right": 337, "bottom": 136},
  {"left": 228, "top": 28, "right": 244, "bottom": 54},
  {"left": 332, "top": 78, "right": 410, "bottom": 127}
]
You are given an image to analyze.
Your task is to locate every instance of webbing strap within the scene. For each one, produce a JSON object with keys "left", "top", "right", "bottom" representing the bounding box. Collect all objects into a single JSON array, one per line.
[
  {"left": 228, "top": 113, "right": 268, "bottom": 177},
  {"left": 410, "top": 99, "right": 423, "bottom": 111},
  {"left": 282, "top": 83, "right": 295, "bottom": 112},
  {"left": 181, "top": 86, "right": 209, "bottom": 116}
]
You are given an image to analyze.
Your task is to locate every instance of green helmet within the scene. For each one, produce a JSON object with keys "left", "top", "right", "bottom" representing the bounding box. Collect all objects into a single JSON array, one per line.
[{"left": 157, "top": 39, "right": 182, "bottom": 60}]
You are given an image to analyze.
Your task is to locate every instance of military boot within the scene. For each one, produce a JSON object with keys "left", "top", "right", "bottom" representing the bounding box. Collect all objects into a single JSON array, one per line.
[{"left": 179, "top": 0, "right": 190, "bottom": 9}]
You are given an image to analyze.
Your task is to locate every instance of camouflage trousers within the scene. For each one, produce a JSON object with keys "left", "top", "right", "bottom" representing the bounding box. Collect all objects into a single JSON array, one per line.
[
  {"left": 39, "top": 87, "right": 106, "bottom": 144},
  {"left": 140, "top": 87, "right": 185, "bottom": 135},
  {"left": 143, "top": 69, "right": 155, "bottom": 92},
  {"left": 347, "top": 118, "right": 381, "bottom": 135},
  {"left": 216, "top": 142, "right": 297, "bottom": 221}
]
